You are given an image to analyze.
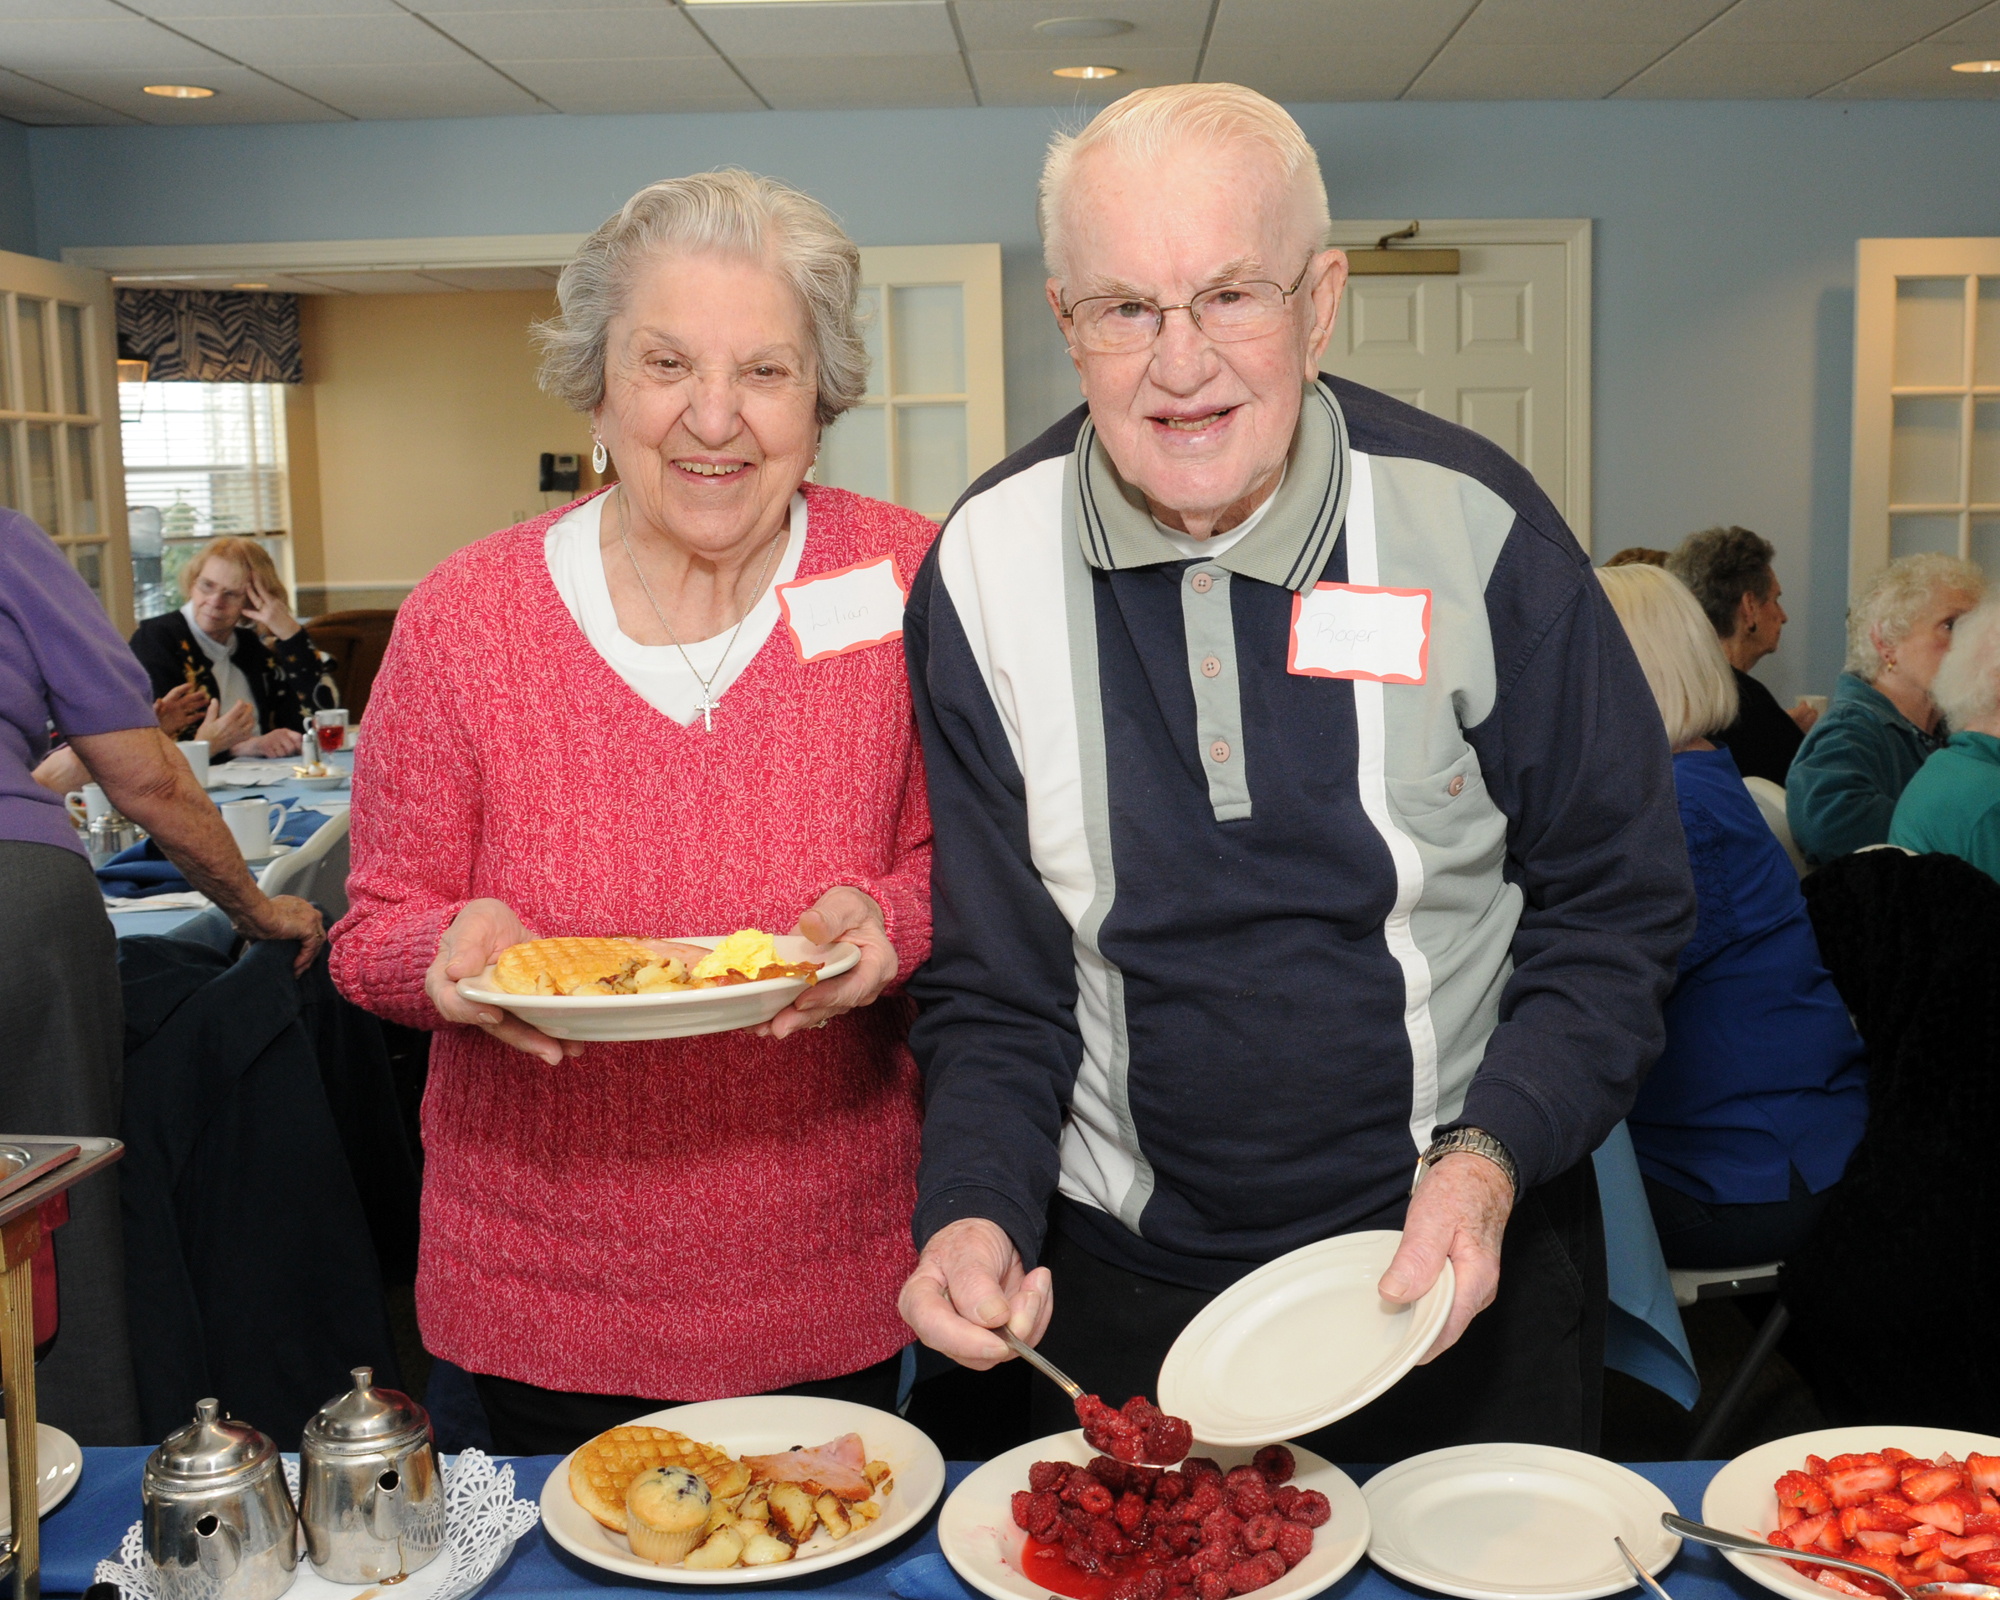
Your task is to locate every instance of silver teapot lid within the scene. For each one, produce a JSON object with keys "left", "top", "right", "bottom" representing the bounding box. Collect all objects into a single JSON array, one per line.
[
  {"left": 148, "top": 1399, "right": 276, "bottom": 1484},
  {"left": 303, "top": 1367, "right": 429, "bottom": 1453}
]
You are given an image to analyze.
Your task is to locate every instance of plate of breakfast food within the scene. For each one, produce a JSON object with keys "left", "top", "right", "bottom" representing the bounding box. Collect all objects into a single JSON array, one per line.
[
  {"left": 456, "top": 929, "right": 859, "bottom": 1041},
  {"left": 936, "top": 1408, "right": 1369, "bottom": 1600},
  {"left": 1157, "top": 1231, "right": 1453, "bottom": 1447},
  {"left": 539, "top": 1396, "right": 945, "bottom": 1585},
  {"left": 1701, "top": 1426, "right": 2000, "bottom": 1600}
]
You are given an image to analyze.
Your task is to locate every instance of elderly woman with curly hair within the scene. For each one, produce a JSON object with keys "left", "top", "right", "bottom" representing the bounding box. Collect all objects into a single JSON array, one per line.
[
  {"left": 1788, "top": 553, "right": 1986, "bottom": 865},
  {"left": 1891, "top": 596, "right": 2000, "bottom": 883},
  {"left": 1666, "top": 525, "right": 1816, "bottom": 785},
  {"left": 330, "top": 171, "right": 936, "bottom": 1454}
]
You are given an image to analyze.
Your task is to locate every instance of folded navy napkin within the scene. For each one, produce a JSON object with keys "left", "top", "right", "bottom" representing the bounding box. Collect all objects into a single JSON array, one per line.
[{"left": 96, "top": 807, "right": 328, "bottom": 899}]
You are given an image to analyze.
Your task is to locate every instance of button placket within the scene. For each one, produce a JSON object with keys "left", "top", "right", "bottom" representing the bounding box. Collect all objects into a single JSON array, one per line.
[{"left": 1179, "top": 563, "right": 1251, "bottom": 822}]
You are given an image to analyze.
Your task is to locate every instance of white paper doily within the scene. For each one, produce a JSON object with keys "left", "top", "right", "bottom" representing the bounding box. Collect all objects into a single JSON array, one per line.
[{"left": 97, "top": 1451, "right": 539, "bottom": 1600}]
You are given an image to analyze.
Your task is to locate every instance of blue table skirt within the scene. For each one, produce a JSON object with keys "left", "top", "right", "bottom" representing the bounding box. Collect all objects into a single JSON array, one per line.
[{"left": 43, "top": 1449, "right": 1770, "bottom": 1599}]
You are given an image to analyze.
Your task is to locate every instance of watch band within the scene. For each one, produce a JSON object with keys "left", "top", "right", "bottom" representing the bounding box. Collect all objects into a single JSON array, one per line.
[{"left": 1412, "top": 1127, "right": 1519, "bottom": 1200}]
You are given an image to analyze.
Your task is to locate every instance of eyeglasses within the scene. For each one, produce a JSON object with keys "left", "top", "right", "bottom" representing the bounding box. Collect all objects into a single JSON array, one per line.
[{"left": 1059, "top": 256, "right": 1318, "bottom": 355}]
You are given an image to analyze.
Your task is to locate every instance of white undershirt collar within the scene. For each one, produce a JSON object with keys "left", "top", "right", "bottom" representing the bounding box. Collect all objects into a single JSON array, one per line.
[{"left": 1149, "top": 463, "right": 1286, "bottom": 561}]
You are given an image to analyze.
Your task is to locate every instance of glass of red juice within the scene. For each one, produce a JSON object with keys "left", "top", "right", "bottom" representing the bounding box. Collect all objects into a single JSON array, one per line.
[{"left": 314, "top": 708, "right": 349, "bottom": 752}]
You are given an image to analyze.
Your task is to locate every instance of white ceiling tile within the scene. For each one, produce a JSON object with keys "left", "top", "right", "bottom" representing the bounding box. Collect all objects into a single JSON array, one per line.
[
  {"left": 0, "top": 16, "right": 233, "bottom": 73},
  {"left": 951, "top": 0, "right": 1210, "bottom": 52},
  {"left": 0, "top": 0, "right": 128, "bottom": 20},
  {"left": 1617, "top": 38, "right": 1902, "bottom": 97},
  {"left": 736, "top": 51, "right": 974, "bottom": 105},
  {"left": 493, "top": 53, "right": 761, "bottom": 109},
  {"left": 167, "top": 13, "right": 473, "bottom": 66},
  {"left": 1822, "top": 37, "right": 2000, "bottom": 96},
  {"left": 405, "top": 0, "right": 669, "bottom": 12},
  {"left": 1694, "top": 0, "right": 1988, "bottom": 44},
  {"left": 692, "top": 1, "right": 960, "bottom": 58},
  {"left": 1203, "top": 0, "right": 1475, "bottom": 99},
  {"left": 1406, "top": 0, "right": 1738, "bottom": 100},
  {"left": 31, "top": 62, "right": 350, "bottom": 117},
  {"left": 1935, "top": 0, "right": 2000, "bottom": 43},
  {"left": 0, "top": 63, "right": 138, "bottom": 120},
  {"left": 970, "top": 46, "right": 1198, "bottom": 104},
  {"left": 269, "top": 57, "right": 548, "bottom": 113},
  {"left": 121, "top": 0, "right": 400, "bottom": 18},
  {"left": 423, "top": 5, "right": 713, "bottom": 57}
]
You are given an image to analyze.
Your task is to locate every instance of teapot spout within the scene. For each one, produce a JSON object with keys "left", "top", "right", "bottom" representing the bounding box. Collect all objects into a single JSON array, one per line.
[
  {"left": 194, "top": 1514, "right": 242, "bottom": 1581},
  {"left": 363, "top": 1469, "right": 403, "bottom": 1542}
]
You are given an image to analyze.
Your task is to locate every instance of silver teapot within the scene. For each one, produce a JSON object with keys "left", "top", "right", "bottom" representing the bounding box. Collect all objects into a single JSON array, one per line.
[
  {"left": 86, "top": 811, "right": 147, "bottom": 869},
  {"left": 298, "top": 1367, "right": 446, "bottom": 1584},
  {"left": 142, "top": 1399, "right": 299, "bottom": 1600}
]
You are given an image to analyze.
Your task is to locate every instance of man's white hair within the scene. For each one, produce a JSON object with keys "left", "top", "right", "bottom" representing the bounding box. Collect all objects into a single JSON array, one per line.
[
  {"left": 1843, "top": 552, "right": 1987, "bottom": 680},
  {"left": 1931, "top": 596, "right": 2000, "bottom": 730},
  {"left": 1039, "top": 83, "right": 1333, "bottom": 285}
]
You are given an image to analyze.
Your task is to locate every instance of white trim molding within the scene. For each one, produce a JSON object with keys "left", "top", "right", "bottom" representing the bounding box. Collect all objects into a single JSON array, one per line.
[{"left": 63, "top": 234, "right": 590, "bottom": 281}]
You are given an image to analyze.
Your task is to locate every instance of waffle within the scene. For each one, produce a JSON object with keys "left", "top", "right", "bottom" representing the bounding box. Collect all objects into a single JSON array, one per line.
[
  {"left": 493, "top": 938, "right": 684, "bottom": 997},
  {"left": 569, "top": 1426, "right": 751, "bottom": 1531}
]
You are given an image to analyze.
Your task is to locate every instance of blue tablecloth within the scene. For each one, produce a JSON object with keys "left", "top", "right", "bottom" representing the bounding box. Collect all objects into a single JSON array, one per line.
[{"left": 40, "top": 1450, "right": 1770, "bottom": 1599}]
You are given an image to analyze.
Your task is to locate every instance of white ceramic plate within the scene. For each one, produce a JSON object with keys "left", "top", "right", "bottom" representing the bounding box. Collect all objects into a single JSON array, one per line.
[
  {"left": 938, "top": 1429, "right": 1368, "bottom": 1600},
  {"left": 539, "top": 1395, "right": 944, "bottom": 1586},
  {"left": 0, "top": 1421, "right": 83, "bottom": 1539},
  {"left": 458, "top": 936, "right": 859, "bottom": 1041},
  {"left": 1701, "top": 1425, "right": 2000, "bottom": 1600},
  {"left": 1157, "top": 1231, "right": 1454, "bottom": 1446},
  {"left": 291, "top": 774, "right": 349, "bottom": 790},
  {"left": 1364, "top": 1443, "right": 1679, "bottom": 1600}
]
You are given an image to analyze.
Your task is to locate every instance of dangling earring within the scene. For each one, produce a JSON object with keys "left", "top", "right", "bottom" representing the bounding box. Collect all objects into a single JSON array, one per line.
[{"left": 592, "top": 437, "right": 608, "bottom": 475}]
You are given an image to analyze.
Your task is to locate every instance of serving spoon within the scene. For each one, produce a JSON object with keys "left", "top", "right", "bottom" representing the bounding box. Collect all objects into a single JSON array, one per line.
[
  {"left": 1000, "top": 1327, "right": 1084, "bottom": 1401},
  {"left": 1661, "top": 1512, "right": 2000, "bottom": 1599}
]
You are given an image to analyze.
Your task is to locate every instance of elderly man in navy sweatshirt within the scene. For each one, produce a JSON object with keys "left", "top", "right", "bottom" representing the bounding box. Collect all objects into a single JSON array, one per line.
[{"left": 896, "top": 83, "right": 1695, "bottom": 1456}]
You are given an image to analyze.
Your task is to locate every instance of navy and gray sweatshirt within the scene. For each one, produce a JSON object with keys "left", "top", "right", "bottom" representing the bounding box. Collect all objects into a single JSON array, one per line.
[{"left": 904, "top": 375, "right": 1696, "bottom": 1291}]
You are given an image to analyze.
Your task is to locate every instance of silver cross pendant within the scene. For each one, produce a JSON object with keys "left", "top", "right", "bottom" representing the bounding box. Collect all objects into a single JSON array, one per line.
[{"left": 697, "top": 688, "right": 718, "bottom": 732}]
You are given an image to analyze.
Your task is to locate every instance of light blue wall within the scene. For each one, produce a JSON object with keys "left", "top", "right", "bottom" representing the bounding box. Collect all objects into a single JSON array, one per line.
[
  {"left": 26, "top": 99, "right": 2000, "bottom": 700},
  {"left": 0, "top": 121, "right": 36, "bottom": 258}
]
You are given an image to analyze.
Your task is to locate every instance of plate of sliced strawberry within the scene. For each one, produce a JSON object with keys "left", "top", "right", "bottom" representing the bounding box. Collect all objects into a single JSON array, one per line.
[{"left": 1701, "top": 1427, "right": 2000, "bottom": 1599}]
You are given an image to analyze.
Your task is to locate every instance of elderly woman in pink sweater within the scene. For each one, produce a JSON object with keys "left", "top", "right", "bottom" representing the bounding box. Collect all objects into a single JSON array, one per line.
[{"left": 331, "top": 172, "right": 935, "bottom": 1454}]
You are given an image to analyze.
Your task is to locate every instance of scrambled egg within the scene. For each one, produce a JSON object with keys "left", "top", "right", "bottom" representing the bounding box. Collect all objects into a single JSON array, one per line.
[{"left": 690, "top": 928, "right": 779, "bottom": 983}]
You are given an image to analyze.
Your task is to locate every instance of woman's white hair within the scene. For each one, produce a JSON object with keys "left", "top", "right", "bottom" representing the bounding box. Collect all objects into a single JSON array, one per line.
[
  {"left": 1038, "top": 83, "right": 1332, "bottom": 285},
  {"left": 535, "top": 169, "right": 866, "bottom": 428},
  {"left": 1931, "top": 596, "right": 2000, "bottom": 730},
  {"left": 1844, "top": 552, "right": 1988, "bottom": 680},
  {"left": 1596, "top": 563, "right": 1741, "bottom": 749}
]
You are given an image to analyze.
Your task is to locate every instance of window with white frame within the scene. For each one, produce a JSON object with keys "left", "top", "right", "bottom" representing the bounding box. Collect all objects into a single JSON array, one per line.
[{"left": 119, "top": 380, "right": 291, "bottom": 621}]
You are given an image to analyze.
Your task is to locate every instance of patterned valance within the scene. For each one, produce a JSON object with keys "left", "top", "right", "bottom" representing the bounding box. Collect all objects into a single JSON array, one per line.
[{"left": 116, "top": 290, "right": 303, "bottom": 384}]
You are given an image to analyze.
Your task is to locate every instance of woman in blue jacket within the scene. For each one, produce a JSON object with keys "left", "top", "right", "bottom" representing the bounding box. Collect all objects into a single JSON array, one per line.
[{"left": 1598, "top": 563, "right": 1867, "bottom": 1268}]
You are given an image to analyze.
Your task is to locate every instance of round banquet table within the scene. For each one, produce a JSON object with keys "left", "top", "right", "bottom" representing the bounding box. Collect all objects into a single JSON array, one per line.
[{"left": 37, "top": 1448, "right": 1777, "bottom": 1600}]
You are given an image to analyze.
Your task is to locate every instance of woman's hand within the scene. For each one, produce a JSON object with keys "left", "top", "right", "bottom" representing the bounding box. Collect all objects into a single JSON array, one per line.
[
  {"left": 425, "top": 898, "right": 583, "bottom": 1066},
  {"left": 231, "top": 726, "right": 303, "bottom": 759},
  {"left": 243, "top": 573, "right": 302, "bottom": 641},
  {"left": 154, "top": 682, "right": 210, "bottom": 738},
  {"left": 1789, "top": 699, "right": 1821, "bottom": 734},
  {"left": 759, "top": 886, "right": 896, "bottom": 1039},
  {"left": 200, "top": 699, "right": 256, "bottom": 755}
]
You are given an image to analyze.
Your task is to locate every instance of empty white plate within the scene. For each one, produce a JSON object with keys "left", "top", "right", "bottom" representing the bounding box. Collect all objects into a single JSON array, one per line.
[
  {"left": 1157, "top": 1231, "right": 1453, "bottom": 1446},
  {"left": 0, "top": 1421, "right": 83, "bottom": 1539},
  {"left": 1363, "top": 1443, "right": 1679, "bottom": 1600}
]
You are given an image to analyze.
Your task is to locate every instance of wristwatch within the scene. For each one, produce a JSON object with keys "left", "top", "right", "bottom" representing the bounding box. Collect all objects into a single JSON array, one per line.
[{"left": 1412, "top": 1127, "right": 1518, "bottom": 1201}]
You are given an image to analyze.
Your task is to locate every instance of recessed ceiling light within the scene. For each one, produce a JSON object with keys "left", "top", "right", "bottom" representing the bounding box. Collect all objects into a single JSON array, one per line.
[
  {"left": 1034, "top": 17, "right": 1133, "bottom": 39},
  {"left": 1053, "top": 64, "right": 1121, "bottom": 79},
  {"left": 143, "top": 83, "right": 215, "bottom": 98},
  {"left": 232, "top": 283, "right": 269, "bottom": 290},
  {"left": 1950, "top": 59, "right": 2000, "bottom": 72}
]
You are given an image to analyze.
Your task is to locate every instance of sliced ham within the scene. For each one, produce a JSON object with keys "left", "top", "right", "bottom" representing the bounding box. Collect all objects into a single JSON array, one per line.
[{"left": 742, "top": 1433, "right": 873, "bottom": 1500}]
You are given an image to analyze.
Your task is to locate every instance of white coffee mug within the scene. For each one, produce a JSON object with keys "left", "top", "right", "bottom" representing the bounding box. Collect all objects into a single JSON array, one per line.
[
  {"left": 221, "top": 798, "right": 285, "bottom": 862},
  {"left": 178, "top": 740, "right": 211, "bottom": 787},
  {"left": 65, "top": 782, "right": 112, "bottom": 828}
]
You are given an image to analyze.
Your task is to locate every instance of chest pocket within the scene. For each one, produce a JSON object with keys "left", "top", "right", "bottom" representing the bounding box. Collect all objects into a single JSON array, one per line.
[{"left": 1385, "top": 745, "right": 1508, "bottom": 913}]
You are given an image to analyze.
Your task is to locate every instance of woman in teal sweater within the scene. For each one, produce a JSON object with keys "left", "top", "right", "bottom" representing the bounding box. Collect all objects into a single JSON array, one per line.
[
  {"left": 1787, "top": 554, "right": 1984, "bottom": 864},
  {"left": 1891, "top": 596, "right": 2000, "bottom": 883}
]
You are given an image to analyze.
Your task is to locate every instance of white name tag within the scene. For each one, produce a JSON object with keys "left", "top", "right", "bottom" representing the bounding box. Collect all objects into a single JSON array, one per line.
[
  {"left": 1288, "top": 582, "right": 1431, "bottom": 684},
  {"left": 776, "top": 555, "right": 907, "bottom": 664}
]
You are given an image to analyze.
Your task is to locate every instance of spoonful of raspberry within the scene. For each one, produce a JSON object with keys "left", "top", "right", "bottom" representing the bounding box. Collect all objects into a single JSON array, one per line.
[{"left": 1000, "top": 1329, "right": 1195, "bottom": 1464}]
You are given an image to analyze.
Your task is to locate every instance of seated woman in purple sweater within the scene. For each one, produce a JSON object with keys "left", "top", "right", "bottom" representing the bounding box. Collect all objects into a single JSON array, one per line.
[{"left": 1596, "top": 563, "right": 1868, "bottom": 1269}]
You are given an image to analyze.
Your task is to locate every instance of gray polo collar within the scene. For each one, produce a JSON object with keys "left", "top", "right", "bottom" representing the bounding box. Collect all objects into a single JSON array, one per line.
[{"left": 1073, "top": 380, "right": 1351, "bottom": 592}]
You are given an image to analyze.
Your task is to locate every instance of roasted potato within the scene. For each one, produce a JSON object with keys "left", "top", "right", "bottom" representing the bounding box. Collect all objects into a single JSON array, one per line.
[
  {"left": 766, "top": 1482, "right": 818, "bottom": 1544},
  {"left": 738, "top": 1530, "right": 795, "bottom": 1566},
  {"left": 850, "top": 1499, "right": 882, "bottom": 1526},
  {"left": 736, "top": 1486, "right": 769, "bottom": 1525},
  {"left": 864, "top": 1460, "right": 894, "bottom": 1489},
  {"left": 815, "top": 1492, "right": 851, "bottom": 1540},
  {"left": 683, "top": 1527, "right": 744, "bottom": 1571}
]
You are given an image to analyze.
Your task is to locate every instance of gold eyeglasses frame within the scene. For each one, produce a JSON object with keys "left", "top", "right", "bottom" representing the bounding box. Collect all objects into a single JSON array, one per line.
[{"left": 1058, "top": 253, "right": 1321, "bottom": 353}]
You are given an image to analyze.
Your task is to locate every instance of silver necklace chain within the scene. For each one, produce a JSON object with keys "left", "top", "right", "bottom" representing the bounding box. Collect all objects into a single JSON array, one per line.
[{"left": 615, "top": 489, "right": 785, "bottom": 733}]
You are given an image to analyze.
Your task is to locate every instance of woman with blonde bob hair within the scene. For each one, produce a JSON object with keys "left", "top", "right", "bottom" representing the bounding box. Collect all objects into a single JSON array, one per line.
[
  {"left": 1597, "top": 563, "right": 1866, "bottom": 1268},
  {"left": 332, "top": 170, "right": 937, "bottom": 1453}
]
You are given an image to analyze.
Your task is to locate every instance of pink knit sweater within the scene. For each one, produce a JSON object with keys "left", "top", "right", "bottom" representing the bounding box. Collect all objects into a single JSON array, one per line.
[{"left": 330, "top": 485, "right": 935, "bottom": 1398}]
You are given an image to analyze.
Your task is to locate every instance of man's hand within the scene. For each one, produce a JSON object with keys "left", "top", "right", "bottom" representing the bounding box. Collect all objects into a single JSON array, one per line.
[
  {"left": 899, "top": 1217, "right": 1053, "bottom": 1370},
  {"left": 1378, "top": 1152, "right": 1514, "bottom": 1363},
  {"left": 760, "top": 886, "right": 896, "bottom": 1039},
  {"left": 425, "top": 898, "right": 583, "bottom": 1066},
  {"left": 238, "top": 893, "right": 326, "bottom": 974}
]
